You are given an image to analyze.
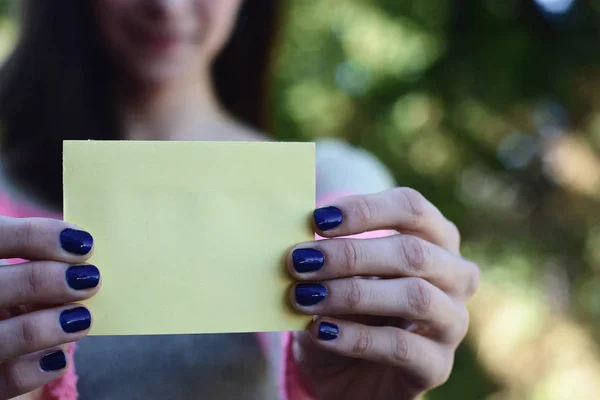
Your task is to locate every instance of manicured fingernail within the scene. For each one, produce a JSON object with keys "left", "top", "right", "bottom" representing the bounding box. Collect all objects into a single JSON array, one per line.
[
  {"left": 292, "top": 248, "right": 324, "bottom": 273},
  {"left": 66, "top": 265, "right": 100, "bottom": 290},
  {"left": 295, "top": 283, "right": 327, "bottom": 306},
  {"left": 40, "top": 350, "right": 67, "bottom": 372},
  {"left": 318, "top": 321, "right": 339, "bottom": 340},
  {"left": 313, "top": 207, "right": 343, "bottom": 231},
  {"left": 60, "top": 307, "right": 91, "bottom": 333},
  {"left": 60, "top": 228, "right": 93, "bottom": 255}
]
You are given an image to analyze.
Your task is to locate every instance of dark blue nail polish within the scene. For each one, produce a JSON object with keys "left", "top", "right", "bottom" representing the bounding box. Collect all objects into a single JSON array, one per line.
[
  {"left": 66, "top": 265, "right": 100, "bottom": 290},
  {"left": 60, "top": 307, "right": 91, "bottom": 333},
  {"left": 292, "top": 248, "right": 324, "bottom": 273},
  {"left": 40, "top": 350, "right": 67, "bottom": 372},
  {"left": 313, "top": 207, "right": 343, "bottom": 231},
  {"left": 60, "top": 228, "right": 93, "bottom": 255},
  {"left": 318, "top": 322, "right": 339, "bottom": 341},
  {"left": 295, "top": 283, "right": 327, "bottom": 306}
]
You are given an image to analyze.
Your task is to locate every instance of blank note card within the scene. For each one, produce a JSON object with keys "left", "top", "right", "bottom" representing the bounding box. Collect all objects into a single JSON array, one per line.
[{"left": 63, "top": 140, "right": 315, "bottom": 335}]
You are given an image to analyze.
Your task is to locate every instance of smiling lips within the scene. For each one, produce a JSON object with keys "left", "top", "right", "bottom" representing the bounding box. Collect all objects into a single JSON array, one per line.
[{"left": 125, "top": 21, "right": 195, "bottom": 53}]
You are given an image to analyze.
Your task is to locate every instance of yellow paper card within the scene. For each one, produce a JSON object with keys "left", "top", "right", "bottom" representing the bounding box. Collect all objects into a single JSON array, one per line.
[{"left": 63, "top": 140, "right": 315, "bottom": 335}]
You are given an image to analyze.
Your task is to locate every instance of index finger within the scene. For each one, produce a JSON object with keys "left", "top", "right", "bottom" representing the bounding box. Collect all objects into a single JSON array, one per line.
[
  {"left": 288, "top": 235, "right": 479, "bottom": 299},
  {"left": 0, "top": 216, "right": 94, "bottom": 263},
  {"left": 313, "top": 188, "right": 460, "bottom": 253}
]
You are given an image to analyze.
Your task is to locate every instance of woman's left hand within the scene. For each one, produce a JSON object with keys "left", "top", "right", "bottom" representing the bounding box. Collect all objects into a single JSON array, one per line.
[{"left": 288, "top": 188, "right": 480, "bottom": 400}]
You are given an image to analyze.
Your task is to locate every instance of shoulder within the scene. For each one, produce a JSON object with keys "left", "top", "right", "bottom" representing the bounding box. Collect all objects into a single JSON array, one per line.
[{"left": 315, "top": 138, "right": 396, "bottom": 199}]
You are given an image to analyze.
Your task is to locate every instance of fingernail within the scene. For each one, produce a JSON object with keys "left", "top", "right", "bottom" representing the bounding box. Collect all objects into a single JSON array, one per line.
[
  {"left": 292, "top": 248, "right": 324, "bottom": 273},
  {"left": 295, "top": 283, "right": 327, "bottom": 306},
  {"left": 60, "top": 307, "right": 91, "bottom": 333},
  {"left": 40, "top": 350, "right": 67, "bottom": 372},
  {"left": 66, "top": 265, "right": 100, "bottom": 290},
  {"left": 60, "top": 228, "right": 93, "bottom": 255},
  {"left": 313, "top": 207, "right": 343, "bottom": 231},
  {"left": 318, "top": 322, "right": 339, "bottom": 341}
]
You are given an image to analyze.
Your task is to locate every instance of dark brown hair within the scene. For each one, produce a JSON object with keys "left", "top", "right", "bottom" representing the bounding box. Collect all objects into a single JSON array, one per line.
[{"left": 0, "top": 0, "right": 281, "bottom": 208}]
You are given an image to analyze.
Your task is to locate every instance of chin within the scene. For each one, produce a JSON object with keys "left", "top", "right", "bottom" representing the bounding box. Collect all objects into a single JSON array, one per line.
[{"left": 126, "top": 60, "right": 194, "bottom": 87}]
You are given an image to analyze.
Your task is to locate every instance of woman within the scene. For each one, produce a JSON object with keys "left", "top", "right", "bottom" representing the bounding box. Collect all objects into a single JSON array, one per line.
[{"left": 0, "top": 1, "right": 480, "bottom": 399}]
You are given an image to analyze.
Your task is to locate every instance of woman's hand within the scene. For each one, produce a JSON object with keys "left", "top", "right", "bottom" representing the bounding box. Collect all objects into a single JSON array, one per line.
[
  {"left": 0, "top": 217, "right": 99, "bottom": 400},
  {"left": 288, "top": 188, "right": 479, "bottom": 400}
]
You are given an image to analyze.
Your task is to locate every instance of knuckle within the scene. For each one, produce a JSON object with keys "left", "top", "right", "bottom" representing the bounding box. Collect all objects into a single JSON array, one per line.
[
  {"left": 391, "top": 330, "right": 410, "bottom": 364},
  {"left": 352, "top": 326, "right": 373, "bottom": 356},
  {"left": 411, "top": 350, "right": 454, "bottom": 391},
  {"left": 447, "top": 220, "right": 461, "bottom": 245},
  {"left": 406, "top": 278, "right": 432, "bottom": 317},
  {"left": 353, "top": 196, "right": 377, "bottom": 225},
  {"left": 18, "top": 318, "right": 43, "bottom": 351},
  {"left": 464, "top": 261, "right": 481, "bottom": 297},
  {"left": 339, "top": 240, "right": 361, "bottom": 275},
  {"left": 394, "top": 188, "right": 427, "bottom": 229},
  {"left": 420, "top": 370, "right": 448, "bottom": 391},
  {"left": 441, "top": 305, "right": 470, "bottom": 343},
  {"left": 343, "top": 279, "right": 363, "bottom": 312},
  {"left": 453, "top": 306, "right": 471, "bottom": 341},
  {"left": 397, "top": 236, "right": 428, "bottom": 273},
  {"left": 16, "top": 219, "right": 39, "bottom": 252},
  {"left": 434, "top": 353, "right": 454, "bottom": 388},
  {"left": 23, "top": 264, "right": 51, "bottom": 298}
]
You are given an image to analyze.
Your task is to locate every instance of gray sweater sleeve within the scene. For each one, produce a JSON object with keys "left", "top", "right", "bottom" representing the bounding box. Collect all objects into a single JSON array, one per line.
[{"left": 316, "top": 138, "right": 396, "bottom": 199}]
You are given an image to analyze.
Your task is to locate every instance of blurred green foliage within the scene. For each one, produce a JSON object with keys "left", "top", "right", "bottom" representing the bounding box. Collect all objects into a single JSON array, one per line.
[{"left": 273, "top": 0, "right": 600, "bottom": 398}]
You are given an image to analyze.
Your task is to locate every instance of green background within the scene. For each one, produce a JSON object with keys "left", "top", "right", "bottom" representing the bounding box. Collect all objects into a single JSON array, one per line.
[{"left": 274, "top": 1, "right": 600, "bottom": 398}]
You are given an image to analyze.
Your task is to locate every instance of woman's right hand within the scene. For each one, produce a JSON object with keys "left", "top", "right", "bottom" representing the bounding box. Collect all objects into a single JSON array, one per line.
[{"left": 0, "top": 217, "right": 99, "bottom": 400}]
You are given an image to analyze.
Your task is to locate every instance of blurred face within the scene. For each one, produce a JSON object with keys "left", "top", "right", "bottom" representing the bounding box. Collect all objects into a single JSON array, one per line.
[{"left": 94, "top": 0, "right": 243, "bottom": 85}]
